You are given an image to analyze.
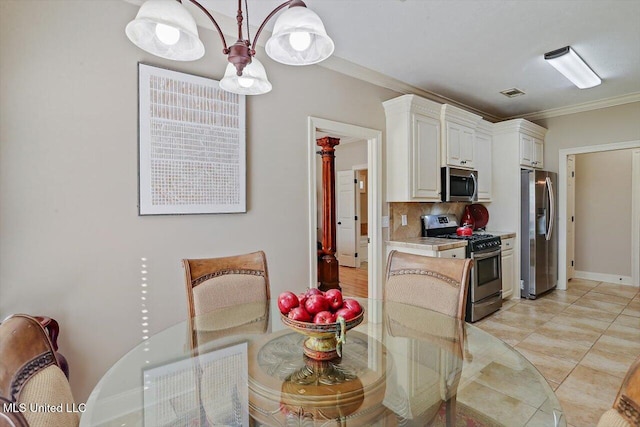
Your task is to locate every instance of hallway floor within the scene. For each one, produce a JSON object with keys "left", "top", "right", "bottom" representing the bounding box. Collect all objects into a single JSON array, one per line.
[{"left": 475, "top": 279, "right": 640, "bottom": 427}]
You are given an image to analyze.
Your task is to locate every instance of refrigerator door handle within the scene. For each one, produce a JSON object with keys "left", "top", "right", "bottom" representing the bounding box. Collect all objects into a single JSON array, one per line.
[{"left": 545, "top": 177, "right": 555, "bottom": 241}]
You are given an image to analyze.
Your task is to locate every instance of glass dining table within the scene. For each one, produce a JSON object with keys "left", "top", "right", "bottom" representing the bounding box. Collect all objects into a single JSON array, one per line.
[{"left": 80, "top": 299, "right": 565, "bottom": 427}]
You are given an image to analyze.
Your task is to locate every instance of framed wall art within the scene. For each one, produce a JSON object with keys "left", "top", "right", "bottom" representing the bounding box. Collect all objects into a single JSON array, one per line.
[{"left": 138, "top": 63, "right": 246, "bottom": 215}]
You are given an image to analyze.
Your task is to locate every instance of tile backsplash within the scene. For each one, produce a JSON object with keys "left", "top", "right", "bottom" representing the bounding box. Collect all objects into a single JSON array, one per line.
[{"left": 389, "top": 202, "right": 467, "bottom": 240}]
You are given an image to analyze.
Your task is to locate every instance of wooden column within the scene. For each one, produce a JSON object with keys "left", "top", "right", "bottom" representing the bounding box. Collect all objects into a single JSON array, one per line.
[{"left": 317, "top": 136, "right": 341, "bottom": 291}]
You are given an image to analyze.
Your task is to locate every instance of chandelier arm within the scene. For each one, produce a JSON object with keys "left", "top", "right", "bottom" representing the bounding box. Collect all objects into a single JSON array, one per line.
[
  {"left": 185, "top": 0, "right": 230, "bottom": 54},
  {"left": 250, "top": 0, "right": 298, "bottom": 55}
]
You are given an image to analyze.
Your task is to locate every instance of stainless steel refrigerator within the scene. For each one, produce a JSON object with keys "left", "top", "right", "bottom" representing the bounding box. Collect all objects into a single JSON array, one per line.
[{"left": 521, "top": 169, "right": 557, "bottom": 299}]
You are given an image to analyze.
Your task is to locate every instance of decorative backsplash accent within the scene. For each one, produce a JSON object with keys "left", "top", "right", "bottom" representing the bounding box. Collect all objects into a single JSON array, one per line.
[{"left": 389, "top": 202, "right": 467, "bottom": 240}]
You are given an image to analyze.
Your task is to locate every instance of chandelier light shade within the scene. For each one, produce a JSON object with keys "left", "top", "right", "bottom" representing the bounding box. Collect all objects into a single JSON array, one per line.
[
  {"left": 125, "top": 0, "right": 334, "bottom": 95},
  {"left": 544, "top": 46, "right": 601, "bottom": 89},
  {"left": 220, "top": 57, "right": 272, "bottom": 95},
  {"left": 265, "top": 6, "right": 335, "bottom": 66},
  {"left": 125, "top": 0, "right": 205, "bottom": 61}
]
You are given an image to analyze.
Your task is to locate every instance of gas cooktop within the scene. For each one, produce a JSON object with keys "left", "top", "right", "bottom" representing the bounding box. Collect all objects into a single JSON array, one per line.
[{"left": 421, "top": 213, "right": 501, "bottom": 254}]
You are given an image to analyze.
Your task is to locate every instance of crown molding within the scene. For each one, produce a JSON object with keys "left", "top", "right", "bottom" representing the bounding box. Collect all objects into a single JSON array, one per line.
[
  {"left": 321, "top": 56, "right": 502, "bottom": 123},
  {"left": 493, "top": 118, "right": 547, "bottom": 138},
  {"left": 506, "top": 92, "right": 640, "bottom": 122}
]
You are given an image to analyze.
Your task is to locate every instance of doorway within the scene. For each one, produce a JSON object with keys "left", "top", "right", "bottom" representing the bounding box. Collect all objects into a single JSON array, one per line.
[
  {"left": 559, "top": 140, "right": 640, "bottom": 289},
  {"left": 307, "top": 117, "right": 383, "bottom": 300}
]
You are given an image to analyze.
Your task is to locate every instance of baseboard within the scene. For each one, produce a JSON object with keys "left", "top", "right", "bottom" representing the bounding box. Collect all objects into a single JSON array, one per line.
[{"left": 574, "top": 270, "right": 635, "bottom": 286}]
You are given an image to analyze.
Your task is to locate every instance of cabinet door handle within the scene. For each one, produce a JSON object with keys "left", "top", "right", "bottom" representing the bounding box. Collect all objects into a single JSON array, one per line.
[
  {"left": 338, "top": 221, "right": 342, "bottom": 225},
  {"left": 452, "top": 254, "right": 457, "bottom": 258}
]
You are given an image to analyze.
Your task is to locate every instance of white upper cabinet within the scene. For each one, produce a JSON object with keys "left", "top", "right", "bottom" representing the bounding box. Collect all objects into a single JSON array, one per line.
[
  {"left": 441, "top": 104, "right": 482, "bottom": 169},
  {"left": 533, "top": 137, "right": 544, "bottom": 168},
  {"left": 519, "top": 132, "right": 545, "bottom": 168},
  {"left": 475, "top": 119, "right": 493, "bottom": 201},
  {"left": 384, "top": 95, "right": 442, "bottom": 202}
]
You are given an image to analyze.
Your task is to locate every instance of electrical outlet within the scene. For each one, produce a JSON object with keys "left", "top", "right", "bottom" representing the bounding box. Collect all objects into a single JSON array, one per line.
[
  {"left": 401, "top": 215, "right": 408, "bottom": 226},
  {"left": 381, "top": 216, "right": 389, "bottom": 228}
]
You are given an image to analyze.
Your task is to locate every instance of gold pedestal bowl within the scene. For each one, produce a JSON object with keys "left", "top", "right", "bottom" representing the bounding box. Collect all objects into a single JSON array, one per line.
[{"left": 280, "top": 310, "right": 364, "bottom": 361}]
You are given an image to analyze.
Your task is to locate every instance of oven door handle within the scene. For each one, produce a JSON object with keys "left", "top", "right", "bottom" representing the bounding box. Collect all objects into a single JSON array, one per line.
[{"left": 471, "top": 248, "right": 502, "bottom": 260}]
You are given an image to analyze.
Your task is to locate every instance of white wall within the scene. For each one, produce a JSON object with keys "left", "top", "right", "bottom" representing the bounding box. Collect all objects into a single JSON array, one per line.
[
  {"left": 535, "top": 102, "right": 640, "bottom": 173},
  {"left": 0, "top": 0, "right": 399, "bottom": 401},
  {"left": 574, "top": 150, "right": 633, "bottom": 277}
]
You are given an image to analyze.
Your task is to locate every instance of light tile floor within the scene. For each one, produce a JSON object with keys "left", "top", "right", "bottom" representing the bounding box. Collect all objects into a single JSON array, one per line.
[{"left": 475, "top": 279, "right": 640, "bottom": 427}]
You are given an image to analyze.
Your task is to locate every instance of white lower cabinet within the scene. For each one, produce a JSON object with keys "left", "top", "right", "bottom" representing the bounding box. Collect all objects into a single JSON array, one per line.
[
  {"left": 386, "top": 244, "right": 466, "bottom": 260},
  {"left": 501, "top": 238, "right": 515, "bottom": 299},
  {"left": 437, "top": 247, "right": 466, "bottom": 259}
]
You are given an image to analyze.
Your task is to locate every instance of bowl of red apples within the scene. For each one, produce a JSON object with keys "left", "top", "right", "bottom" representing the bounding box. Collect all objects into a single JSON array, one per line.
[{"left": 277, "top": 289, "right": 364, "bottom": 361}]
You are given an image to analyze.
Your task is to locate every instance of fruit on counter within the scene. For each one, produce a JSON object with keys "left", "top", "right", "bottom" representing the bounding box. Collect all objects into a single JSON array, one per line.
[
  {"left": 277, "top": 291, "right": 299, "bottom": 314},
  {"left": 313, "top": 311, "right": 337, "bottom": 324},
  {"left": 288, "top": 306, "right": 312, "bottom": 322},
  {"left": 279, "top": 289, "right": 362, "bottom": 323},
  {"left": 324, "top": 289, "right": 343, "bottom": 311},
  {"left": 305, "top": 294, "right": 329, "bottom": 315}
]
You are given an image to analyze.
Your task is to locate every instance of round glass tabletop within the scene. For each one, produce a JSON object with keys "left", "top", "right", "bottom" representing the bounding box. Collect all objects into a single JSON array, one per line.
[{"left": 81, "top": 299, "right": 565, "bottom": 427}]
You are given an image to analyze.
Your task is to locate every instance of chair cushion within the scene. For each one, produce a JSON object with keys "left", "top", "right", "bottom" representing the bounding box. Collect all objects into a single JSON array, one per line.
[
  {"left": 386, "top": 274, "right": 461, "bottom": 318},
  {"left": 597, "top": 408, "right": 631, "bottom": 427},
  {"left": 18, "top": 365, "right": 79, "bottom": 427},
  {"left": 192, "top": 275, "right": 267, "bottom": 316}
]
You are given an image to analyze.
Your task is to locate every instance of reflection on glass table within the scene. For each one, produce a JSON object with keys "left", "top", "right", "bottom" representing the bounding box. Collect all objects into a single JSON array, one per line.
[{"left": 81, "top": 299, "right": 565, "bottom": 427}]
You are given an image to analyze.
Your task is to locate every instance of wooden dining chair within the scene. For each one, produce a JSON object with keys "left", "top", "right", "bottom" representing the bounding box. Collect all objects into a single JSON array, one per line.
[
  {"left": 182, "top": 250, "right": 271, "bottom": 351},
  {"left": 385, "top": 250, "right": 473, "bottom": 320},
  {"left": 182, "top": 251, "right": 270, "bottom": 426},
  {"left": 384, "top": 250, "right": 473, "bottom": 427},
  {"left": 0, "top": 314, "right": 79, "bottom": 427},
  {"left": 597, "top": 353, "right": 640, "bottom": 427}
]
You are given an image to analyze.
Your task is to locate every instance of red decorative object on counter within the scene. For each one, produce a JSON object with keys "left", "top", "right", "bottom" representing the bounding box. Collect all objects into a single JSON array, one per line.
[{"left": 462, "top": 205, "right": 476, "bottom": 229}]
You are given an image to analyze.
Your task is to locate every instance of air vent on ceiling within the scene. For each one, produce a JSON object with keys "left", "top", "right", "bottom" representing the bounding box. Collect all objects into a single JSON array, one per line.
[{"left": 500, "top": 88, "right": 526, "bottom": 98}]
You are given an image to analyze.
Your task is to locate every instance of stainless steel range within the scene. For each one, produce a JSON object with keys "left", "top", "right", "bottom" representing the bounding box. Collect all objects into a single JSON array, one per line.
[{"left": 422, "top": 214, "right": 503, "bottom": 322}]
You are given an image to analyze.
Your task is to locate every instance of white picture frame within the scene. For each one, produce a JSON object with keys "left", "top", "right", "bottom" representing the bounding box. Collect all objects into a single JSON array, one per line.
[{"left": 138, "top": 63, "right": 246, "bottom": 215}]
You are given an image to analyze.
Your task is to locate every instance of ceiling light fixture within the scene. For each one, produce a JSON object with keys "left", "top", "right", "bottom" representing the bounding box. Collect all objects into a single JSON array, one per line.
[
  {"left": 544, "top": 46, "right": 601, "bottom": 89},
  {"left": 125, "top": 0, "right": 334, "bottom": 95}
]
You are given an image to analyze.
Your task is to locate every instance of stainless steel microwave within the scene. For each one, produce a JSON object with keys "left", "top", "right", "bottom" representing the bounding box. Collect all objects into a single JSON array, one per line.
[{"left": 441, "top": 167, "right": 478, "bottom": 202}]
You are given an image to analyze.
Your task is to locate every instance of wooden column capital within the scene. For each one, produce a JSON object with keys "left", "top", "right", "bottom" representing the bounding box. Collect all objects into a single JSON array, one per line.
[{"left": 317, "top": 136, "right": 341, "bottom": 152}]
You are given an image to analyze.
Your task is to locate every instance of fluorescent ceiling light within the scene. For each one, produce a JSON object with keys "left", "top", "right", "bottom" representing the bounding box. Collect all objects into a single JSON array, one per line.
[{"left": 544, "top": 46, "right": 601, "bottom": 89}]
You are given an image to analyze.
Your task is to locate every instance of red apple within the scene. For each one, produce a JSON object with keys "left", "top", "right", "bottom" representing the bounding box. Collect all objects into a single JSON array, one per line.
[
  {"left": 305, "top": 294, "right": 329, "bottom": 315},
  {"left": 343, "top": 299, "right": 362, "bottom": 315},
  {"left": 313, "top": 311, "right": 336, "bottom": 324},
  {"left": 288, "top": 307, "right": 312, "bottom": 322},
  {"left": 324, "top": 289, "right": 343, "bottom": 311},
  {"left": 277, "top": 291, "right": 299, "bottom": 314},
  {"left": 297, "top": 293, "right": 307, "bottom": 307},
  {"left": 335, "top": 307, "right": 357, "bottom": 321},
  {"left": 305, "top": 288, "right": 323, "bottom": 298}
]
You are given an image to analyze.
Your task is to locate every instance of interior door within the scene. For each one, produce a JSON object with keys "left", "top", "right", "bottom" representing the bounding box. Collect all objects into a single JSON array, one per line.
[
  {"left": 567, "top": 155, "right": 576, "bottom": 280},
  {"left": 336, "top": 170, "right": 358, "bottom": 267}
]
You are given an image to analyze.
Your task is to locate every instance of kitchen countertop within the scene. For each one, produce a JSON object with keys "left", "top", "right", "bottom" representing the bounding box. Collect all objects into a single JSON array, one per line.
[
  {"left": 481, "top": 230, "right": 517, "bottom": 239},
  {"left": 386, "top": 237, "right": 467, "bottom": 251}
]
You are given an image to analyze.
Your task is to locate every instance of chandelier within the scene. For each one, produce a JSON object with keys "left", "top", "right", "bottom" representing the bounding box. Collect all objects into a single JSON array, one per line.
[{"left": 125, "top": 0, "right": 334, "bottom": 95}]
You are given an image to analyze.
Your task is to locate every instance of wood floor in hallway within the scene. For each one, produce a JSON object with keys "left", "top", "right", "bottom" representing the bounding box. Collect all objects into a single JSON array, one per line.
[{"left": 339, "top": 262, "right": 368, "bottom": 298}]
